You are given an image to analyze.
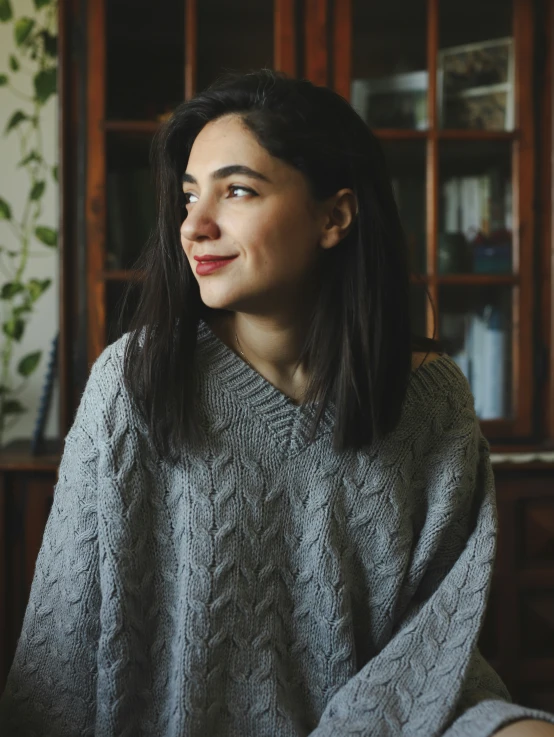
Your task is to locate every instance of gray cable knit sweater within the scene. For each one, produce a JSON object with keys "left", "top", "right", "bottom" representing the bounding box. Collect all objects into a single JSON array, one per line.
[{"left": 1, "top": 317, "right": 554, "bottom": 737}]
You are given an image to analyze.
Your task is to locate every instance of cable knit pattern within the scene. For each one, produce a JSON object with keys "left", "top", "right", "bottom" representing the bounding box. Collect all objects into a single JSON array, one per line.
[{"left": 1, "top": 316, "right": 554, "bottom": 737}]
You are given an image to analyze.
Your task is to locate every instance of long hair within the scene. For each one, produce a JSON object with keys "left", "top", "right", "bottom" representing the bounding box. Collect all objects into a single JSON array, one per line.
[{"left": 119, "top": 69, "right": 444, "bottom": 462}]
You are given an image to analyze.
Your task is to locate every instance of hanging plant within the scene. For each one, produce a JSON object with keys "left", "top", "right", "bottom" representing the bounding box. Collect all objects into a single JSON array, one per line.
[{"left": 0, "top": 0, "right": 58, "bottom": 447}]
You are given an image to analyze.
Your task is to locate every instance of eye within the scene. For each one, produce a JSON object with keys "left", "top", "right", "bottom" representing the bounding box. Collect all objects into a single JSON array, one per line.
[
  {"left": 228, "top": 185, "right": 256, "bottom": 198},
  {"left": 183, "top": 192, "right": 199, "bottom": 205}
]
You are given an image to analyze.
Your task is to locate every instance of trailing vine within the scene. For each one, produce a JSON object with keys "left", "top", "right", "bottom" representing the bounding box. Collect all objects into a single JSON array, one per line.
[{"left": 0, "top": 0, "right": 58, "bottom": 446}]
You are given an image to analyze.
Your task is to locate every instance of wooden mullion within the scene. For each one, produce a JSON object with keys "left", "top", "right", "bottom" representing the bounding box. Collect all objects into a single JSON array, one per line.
[
  {"left": 274, "top": 0, "right": 296, "bottom": 76},
  {"left": 543, "top": 0, "right": 554, "bottom": 443},
  {"left": 332, "top": 0, "right": 351, "bottom": 99},
  {"left": 185, "top": 0, "right": 197, "bottom": 99},
  {"left": 304, "top": 0, "right": 327, "bottom": 86},
  {"left": 86, "top": 0, "right": 107, "bottom": 364},
  {"left": 426, "top": 0, "right": 439, "bottom": 339},
  {"left": 58, "top": 0, "right": 71, "bottom": 437},
  {"left": 512, "top": 0, "right": 534, "bottom": 437}
]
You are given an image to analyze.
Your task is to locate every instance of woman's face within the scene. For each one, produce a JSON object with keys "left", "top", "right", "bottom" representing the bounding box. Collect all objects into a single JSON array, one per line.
[{"left": 180, "top": 114, "right": 332, "bottom": 319}]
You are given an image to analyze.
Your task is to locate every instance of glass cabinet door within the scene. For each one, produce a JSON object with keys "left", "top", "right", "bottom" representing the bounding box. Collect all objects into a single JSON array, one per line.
[
  {"left": 106, "top": 0, "right": 185, "bottom": 121},
  {"left": 350, "top": 0, "right": 428, "bottom": 130},
  {"left": 196, "top": 0, "right": 274, "bottom": 94},
  {"left": 438, "top": 0, "right": 513, "bottom": 131},
  {"left": 333, "top": 0, "right": 533, "bottom": 436}
]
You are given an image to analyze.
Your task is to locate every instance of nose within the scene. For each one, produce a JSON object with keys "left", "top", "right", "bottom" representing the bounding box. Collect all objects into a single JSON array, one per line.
[{"left": 180, "top": 204, "right": 220, "bottom": 243}]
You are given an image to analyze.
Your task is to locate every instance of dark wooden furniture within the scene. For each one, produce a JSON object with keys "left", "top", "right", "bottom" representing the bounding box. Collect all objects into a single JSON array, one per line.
[{"left": 1, "top": 0, "right": 554, "bottom": 712}]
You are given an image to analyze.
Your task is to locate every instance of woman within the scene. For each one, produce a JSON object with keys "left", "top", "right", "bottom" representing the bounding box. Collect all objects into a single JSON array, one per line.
[{"left": 1, "top": 69, "right": 553, "bottom": 737}]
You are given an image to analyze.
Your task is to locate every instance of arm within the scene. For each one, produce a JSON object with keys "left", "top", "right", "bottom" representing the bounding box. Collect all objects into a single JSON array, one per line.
[
  {"left": 494, "top": 723, "right": 554, "bottom": 736},
  {"left": 309, "top": 381, "right": 554, "bottom": 737},
  {"left": 0, "top": 372, "right": 101, "bottom": 736}
]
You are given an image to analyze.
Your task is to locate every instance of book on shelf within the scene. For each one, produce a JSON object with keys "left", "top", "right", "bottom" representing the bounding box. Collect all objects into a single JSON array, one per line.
[
  {"left": 442, "top": 170, "right": 512, "bottom": 239},
  {"left": 450, "top": 307, "right": 509, "bottom": 420},
  {"left": 441, "top": 171, "right": 513, "bottom": 273}
]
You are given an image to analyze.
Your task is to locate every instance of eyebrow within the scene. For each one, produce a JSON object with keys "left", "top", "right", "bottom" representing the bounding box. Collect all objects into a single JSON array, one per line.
[{"left": 182, "top": 165, "right": 272, "bottom": 185}]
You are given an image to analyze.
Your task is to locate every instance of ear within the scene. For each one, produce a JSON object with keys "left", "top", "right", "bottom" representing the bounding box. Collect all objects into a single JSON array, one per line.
[{"left": 319, "top": 188, "right": 358, "bottom": 250}]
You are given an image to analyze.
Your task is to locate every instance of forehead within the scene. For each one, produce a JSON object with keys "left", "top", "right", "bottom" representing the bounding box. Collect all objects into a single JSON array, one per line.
[{"left": 188, "top": 115, "right": 267, "bottom": 165}]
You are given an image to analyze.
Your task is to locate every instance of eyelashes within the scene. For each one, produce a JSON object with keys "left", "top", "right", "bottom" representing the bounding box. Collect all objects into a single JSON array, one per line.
[{"left": 182, "top": 185, "right": 257, "bottom": 205}]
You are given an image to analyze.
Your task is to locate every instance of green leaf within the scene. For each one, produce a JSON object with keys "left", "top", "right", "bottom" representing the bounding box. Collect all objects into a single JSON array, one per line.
[
  {"left": 28, "top": 277, "right": 51, "bottom": 301},
  {"left": 13, "top": 303, "right": 32, "bottom": 317},
  {"left": 52, "top": 164, "right": 58, "bottom": 181},
  {"left": 3, "top": 318, "right": 25, "bottom": 341},
  {"left": 3, "top": 399, "right": 26, "bottom": 415},
  {"left": 0, "top": 198, "right": 12, "bottom": 220},
  {"left": 1, "top": 282, "right": 24, "bottom": 299},
  {"left": 18, "top": 351, "right": 41, "bottom": 377},
  {"left": 9, "top": 54, "right": 19, "bottom": 71},
  {"left": 35, "top": 226, "right": 57, "bottom": 247},
  {"left": 0, "top": 74, "right": 8, "bottom": 86},
  {"left": 14, "top": 17, "right": 35, "bottom": 46},
  {"left": 0, "top": 386, "right": 9, "bottom": 395},
  {"left": 0, "top": 0, "right": 12, "bottom": 22},
  {"left": 18, "top": 150, "right": 41, "bottom": 167},
  {"left": 33, "top": 67, "right": 56, "bottom": 104},
  {"left": 41, "top": 30, "right": 57, "bottom": 57},
  {"left": 34, "top": 0, "right": 51, "bottom": 7},
  {"left": 5, "top": 110, "right": 27, "bottom": 134},
  {"left": 30, "top": 180, "right": 45, "bottom": 200}
]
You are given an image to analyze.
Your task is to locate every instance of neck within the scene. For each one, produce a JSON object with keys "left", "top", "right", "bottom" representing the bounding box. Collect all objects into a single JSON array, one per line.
[{"left": 210, "top": 311, "right": 312, "bottom": 404}]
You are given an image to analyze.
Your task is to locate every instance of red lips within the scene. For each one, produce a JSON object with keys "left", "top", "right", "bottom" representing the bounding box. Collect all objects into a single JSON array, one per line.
[{"left": 194, "top": 255, "right": 237, "bottom": 262}]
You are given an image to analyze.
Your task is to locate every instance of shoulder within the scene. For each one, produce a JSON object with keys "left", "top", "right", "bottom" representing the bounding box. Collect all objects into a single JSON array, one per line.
[
  {"left": 74, "top": 333, "right": 133, "bottom": 433},
  {"left": 402, "top": 350, "right": 476, "bottom": 425}
]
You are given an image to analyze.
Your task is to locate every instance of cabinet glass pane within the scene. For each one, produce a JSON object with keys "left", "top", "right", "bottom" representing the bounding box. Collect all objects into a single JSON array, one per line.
[
  {"left": 439, "top": 1, "right": 513, "bottom": 130},
  {"left": 351, "top": 1, "right": 427, "bottom": 130},
  {"left": 439, "top": 141, "right": 512, "bottom": 276},
  {"left": 384, "top": 141, "right": 427, "bottom": 275},
  {"left": 106, "top": 0, "right": 184, "bottom": 120},
  {"left": 107, "top": 280, "right": 143, "bottom": 346},
  {"left": 439, "top": 285, "right": 513, "bottom": 420},
  {"left": 106, "top": 134, "right": 156, "bottom": 271},
  {"left": 196, "top": 0, "right": 273, "bottom": 94}
]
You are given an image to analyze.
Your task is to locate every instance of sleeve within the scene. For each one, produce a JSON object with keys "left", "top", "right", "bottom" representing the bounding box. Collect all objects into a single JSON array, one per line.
[
  {"left": 309, "top": 377, "right": 554, "bottom": 737},
  {"left": 443, "top": 647, "right": 554, "bottom": 737},
  {"left": 0, "top": 366, "right": 102, "bottom": 737}
]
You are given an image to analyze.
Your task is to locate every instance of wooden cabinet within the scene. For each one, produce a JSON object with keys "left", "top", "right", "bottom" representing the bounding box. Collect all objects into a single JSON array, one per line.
[
  {"left": 483, "top": 464, "right": 554, "bottom": 712},
  {"left": 0, "top": 442, "right": 58, "bottom": 691}
]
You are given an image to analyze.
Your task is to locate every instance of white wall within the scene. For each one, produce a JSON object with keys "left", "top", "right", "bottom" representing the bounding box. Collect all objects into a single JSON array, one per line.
[{"left": 0, "top": 0, "right": 59, "bottom": 446}]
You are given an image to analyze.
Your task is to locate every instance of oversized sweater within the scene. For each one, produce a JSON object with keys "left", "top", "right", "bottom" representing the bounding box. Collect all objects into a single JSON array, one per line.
[{"left": 1, "top": 317, "right": 554, "bottom": 737}]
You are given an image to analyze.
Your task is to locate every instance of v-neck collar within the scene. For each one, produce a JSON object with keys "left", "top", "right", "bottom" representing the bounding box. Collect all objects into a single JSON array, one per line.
[{"left": 194, "top": 317, "right": 467, "bottom": 457}]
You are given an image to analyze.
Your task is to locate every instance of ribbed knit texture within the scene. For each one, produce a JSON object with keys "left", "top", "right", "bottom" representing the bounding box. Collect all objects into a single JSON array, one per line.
[{"left": 1, "top": 317, "right": 554, "bottom": 737}]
